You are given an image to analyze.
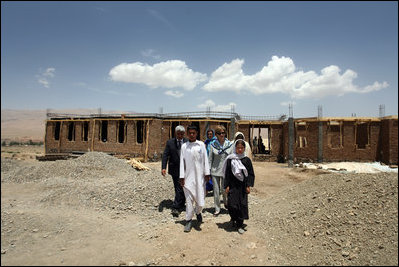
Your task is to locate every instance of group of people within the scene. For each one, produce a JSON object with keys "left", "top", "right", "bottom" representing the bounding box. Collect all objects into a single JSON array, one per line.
[{"left": 161, "top": 125, "right": 255, "bottom": 234}]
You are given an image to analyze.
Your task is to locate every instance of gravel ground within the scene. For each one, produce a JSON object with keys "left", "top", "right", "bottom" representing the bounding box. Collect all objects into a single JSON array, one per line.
[
  {"left": 2, "top": 152, "right": 175, "bottom": 220},
  {"left": 1, "top": 151, "right": 398, "bottom": 266},
  {"left": 251, "top": 171, "right": 398, "bottom": 266}
]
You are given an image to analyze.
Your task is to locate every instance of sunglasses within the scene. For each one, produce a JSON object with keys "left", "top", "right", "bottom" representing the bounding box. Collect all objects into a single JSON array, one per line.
[{"left": 216, "top": 132, "right": 226, "bottom": 135}]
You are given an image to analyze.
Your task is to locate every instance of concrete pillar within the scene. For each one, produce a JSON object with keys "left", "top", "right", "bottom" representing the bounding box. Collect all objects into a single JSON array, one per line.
[
  {"left": 317, "top": 105, "right": 323, "bottom": 163},
  {"left": 318, "top": 120, "right": 323, "bottom": 163},
  {"left": 230, "top": 117, "right": 236, "bottom": 140},
  {"left": 288, "top": 117, "right": 294, "bottom": 167}
]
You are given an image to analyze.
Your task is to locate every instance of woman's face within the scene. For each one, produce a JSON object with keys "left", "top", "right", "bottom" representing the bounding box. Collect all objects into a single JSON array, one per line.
[
  {"left": 235, "top": 143, "right": 245, "bottom": 155},
  {"left": 207, "top": 131, "right": 213, "bottom": 139},
  {"left": 216, "top": 131, "right": 225, "bottom": 142}
]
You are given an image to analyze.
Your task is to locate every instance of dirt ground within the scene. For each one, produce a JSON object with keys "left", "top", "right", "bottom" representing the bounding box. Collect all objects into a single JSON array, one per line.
[{"left": 1, "top": 145, "right": 397, "bottom": 266}]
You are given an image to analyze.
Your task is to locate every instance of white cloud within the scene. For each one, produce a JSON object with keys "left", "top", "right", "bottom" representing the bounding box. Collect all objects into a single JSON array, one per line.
[
  {"left": 202, "top": 56, "right": 389, "bottom": 99},
  {"left": 37, "top": 67, "right": 55, "bottom": 88},
  {"left": 197, "top": 99, "right": 216, "bottom": 109},
  {"left": 141, "top": 49, "right": 161, "bottom": 60},
  {"left": 109, "top": 60, "right": 207, "bottom": 91},
  {"left": 43, "top": 68, "right": 55, "bottom": 77},
  {"left": 38, "top": 78, "right": 50, "bottom": 88},
  {"left": 197, "top": 99, "right": 236, "bottom": 112},
  {"left": 165, "top": 90, "right": 184, "bottom": 98}
]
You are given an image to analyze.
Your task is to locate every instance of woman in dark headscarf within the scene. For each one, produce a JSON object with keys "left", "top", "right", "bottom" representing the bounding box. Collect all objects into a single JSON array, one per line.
[
  {"left": 204, "top": 129, "right": 217, "bottom": 155},
  {"left": 204, "top": 129, "right": 216, "bottom": 193}
]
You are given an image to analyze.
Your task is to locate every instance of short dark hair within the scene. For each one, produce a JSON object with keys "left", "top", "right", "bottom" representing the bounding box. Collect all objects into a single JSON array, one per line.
[
  {"left": 235, "top": 134, "right": 244, "bottom": 140},
  {"left": 235, "top": 139, "right": 246, "bottom": 148},
  {"left": 187, "top": 125, "right": 198, "bottom": 132}
]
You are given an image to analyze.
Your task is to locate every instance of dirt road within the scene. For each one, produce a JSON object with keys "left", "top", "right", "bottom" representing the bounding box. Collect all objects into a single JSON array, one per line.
[{"left": 1, "top": 146, "right": 397, "bottom": 266}]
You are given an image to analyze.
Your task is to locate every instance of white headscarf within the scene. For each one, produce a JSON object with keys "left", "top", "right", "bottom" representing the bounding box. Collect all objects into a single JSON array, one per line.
[{"left": 222, "top": 140, "right": 248, "bottom": 182}]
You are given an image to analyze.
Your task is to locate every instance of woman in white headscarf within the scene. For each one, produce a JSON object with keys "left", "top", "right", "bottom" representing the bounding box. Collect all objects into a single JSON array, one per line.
[
  {"left": 223, "top": 139, "right": 255, "bottom": 234},
  {"left": 233, "top": 131, "right": 252, "bottom": 161}
]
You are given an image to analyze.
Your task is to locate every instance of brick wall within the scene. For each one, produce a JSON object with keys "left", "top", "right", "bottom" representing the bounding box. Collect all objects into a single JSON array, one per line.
[
  {"left": 390, "top": 119, "right": 398, "bottom": 164},
  {"left": 380, "top": 118, "right": 398, "bottom": 165},
  {"left": 45, "top": 117, "right": 398, "bottom": 164}
]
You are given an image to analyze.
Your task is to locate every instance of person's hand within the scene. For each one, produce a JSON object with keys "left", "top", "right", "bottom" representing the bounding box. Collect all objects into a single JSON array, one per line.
[
  {"left": 161, "top": 169, "right": 166, "bottom": 176},
  {"left": 225, "top": 186, "right": 230, "bottom": 194},
  {"left": 205, "top": 175, "right": 211, "bottom": 182},
  {"left": 246, "top": 187, "right": 250, "bottom": 194},
  {"left": 179, "top": 178, "right": 185, "bottom": 187}
]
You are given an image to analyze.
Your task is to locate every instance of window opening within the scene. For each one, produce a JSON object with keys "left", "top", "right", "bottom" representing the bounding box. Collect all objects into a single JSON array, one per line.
[
  {"left": 295, "top": 122, "right": 307, "bottom": 148},
  {"left": 118, "top": 120, "right": 126, "bottom": 143},
  {"left": 68, "top": 122, "right": 75, "bottom": 141},
  {"left": 356, "top": 122, "right": 369, "bottom": 149},
  {"left": 101, "top": 121, "right": 108, "bottom": 142},
  {"left": 328, "top": 121, "right": 342, "bottom": 148},
  {"left": 83, "top": 121, "right": 89, "bottom": 141},
  {"left": 250, "top": 125, "right": 271, "bottom": 154},
  {"left": 54, "top": 121, "right": 60, "bottom": 140},
  {"left": 137, "top": 120, "right": 144, "bottom": 144}
]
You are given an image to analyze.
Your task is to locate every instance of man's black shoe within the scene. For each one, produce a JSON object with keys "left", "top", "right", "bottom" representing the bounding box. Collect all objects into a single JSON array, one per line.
[
  {"left": 171, "top": 208, "right": 179, "bottom": 217},
  {"left": 196, "top": 213, "right": 203, "bottom": 223}
]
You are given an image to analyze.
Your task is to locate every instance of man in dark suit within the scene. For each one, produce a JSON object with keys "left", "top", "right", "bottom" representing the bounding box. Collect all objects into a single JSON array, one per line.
[{"left": 162, "top": 125, "right": 188, "bottom": 217}]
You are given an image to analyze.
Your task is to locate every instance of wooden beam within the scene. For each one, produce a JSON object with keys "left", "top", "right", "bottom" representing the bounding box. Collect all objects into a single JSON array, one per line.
[
  {"left": 58, "top": 121, "right": 63, "bottom": 153},
  {"left": 144, "top": 120, "right": 150, "bottom": 162},
  {"left": 91, "top": 119, "right": 96, "bottom": 152}
]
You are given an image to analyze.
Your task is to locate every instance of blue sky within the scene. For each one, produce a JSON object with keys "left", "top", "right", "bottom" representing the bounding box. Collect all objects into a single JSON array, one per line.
[{"left": 1, "top": 1, "right": 398, "bottom": 118}]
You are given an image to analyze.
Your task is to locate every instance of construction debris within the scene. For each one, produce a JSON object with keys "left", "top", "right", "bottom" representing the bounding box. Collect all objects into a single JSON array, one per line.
[{"left": 127, "top": 158, "right": 151, "bottom": 171}]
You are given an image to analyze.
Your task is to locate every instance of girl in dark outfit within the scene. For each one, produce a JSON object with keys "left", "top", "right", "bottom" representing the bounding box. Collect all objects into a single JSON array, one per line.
[{"left": 223, "top": 140, "right": 255, "bottom": 234}]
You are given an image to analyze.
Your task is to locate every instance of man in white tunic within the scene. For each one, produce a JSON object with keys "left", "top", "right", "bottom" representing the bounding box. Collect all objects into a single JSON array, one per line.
[{"left": 179, "top": 125, "right": 211, "bottom": 232}]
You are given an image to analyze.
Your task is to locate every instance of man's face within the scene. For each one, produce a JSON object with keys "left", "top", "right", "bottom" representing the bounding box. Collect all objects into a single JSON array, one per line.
[
  {"left": 176, "top": 131, "right": 185, "bottom": 140},
  {"left": 188, "top": 129, "right": 197, "bottom": 142},
  {"left": 207, "top": 131, "right": 213, "bottom": 139}
]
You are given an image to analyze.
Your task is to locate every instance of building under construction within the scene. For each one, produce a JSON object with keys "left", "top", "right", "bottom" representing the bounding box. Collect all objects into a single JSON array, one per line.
[{"left": 43, "top": 111, "right": 398, "bottom": 165}]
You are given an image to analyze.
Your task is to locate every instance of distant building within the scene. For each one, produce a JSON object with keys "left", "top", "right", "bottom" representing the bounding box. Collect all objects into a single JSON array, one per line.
[{"left": 43, "top": 111, "right": 398, "bottom": 165}]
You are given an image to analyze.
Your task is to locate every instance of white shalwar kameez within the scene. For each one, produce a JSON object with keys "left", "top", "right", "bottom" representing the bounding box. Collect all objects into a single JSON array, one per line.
[{"left": 179, "top": 140, "right": 210, "bottom": 221}]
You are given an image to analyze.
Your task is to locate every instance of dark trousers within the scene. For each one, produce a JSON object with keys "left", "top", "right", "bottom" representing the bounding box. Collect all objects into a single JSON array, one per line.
[{"left": 172, "top": 175, "right": 185, "bottom": 210}]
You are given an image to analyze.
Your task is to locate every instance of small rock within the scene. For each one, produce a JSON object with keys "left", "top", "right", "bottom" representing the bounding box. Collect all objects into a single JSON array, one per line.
[
  {"left": 118, "top": 260, "right": 127, "bottom": 266},
  {"left": 304, "top": 231, "right": 310, "bottom": 236},
  {"left": 247, "top": 242, "right": 257, "bottom": 249},
  {"left": 342, "top": 251, "right": 350, "bottom": 257},
  {"left": 1, "top": 249, "right": 7, "bottom": 254}
]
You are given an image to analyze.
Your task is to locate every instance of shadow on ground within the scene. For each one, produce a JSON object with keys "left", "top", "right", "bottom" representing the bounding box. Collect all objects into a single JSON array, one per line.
[{"left": 158, "top": 199, "right": 174, "bottom": 212}]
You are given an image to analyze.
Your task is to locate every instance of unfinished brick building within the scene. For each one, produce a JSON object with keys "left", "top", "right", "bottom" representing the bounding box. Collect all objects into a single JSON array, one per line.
[{"left": 43, "top": 112, "right": 398, "bottom": 165}]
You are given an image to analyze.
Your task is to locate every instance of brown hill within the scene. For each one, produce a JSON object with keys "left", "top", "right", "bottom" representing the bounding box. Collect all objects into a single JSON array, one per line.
[{"left": 1, "top": 109, "right": 131, "bottom": 142}]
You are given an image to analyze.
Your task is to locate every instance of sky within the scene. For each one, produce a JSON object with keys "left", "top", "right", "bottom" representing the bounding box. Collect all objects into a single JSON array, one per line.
[{"left": 1, "top": 1, "right": 398, "bottom": 118}]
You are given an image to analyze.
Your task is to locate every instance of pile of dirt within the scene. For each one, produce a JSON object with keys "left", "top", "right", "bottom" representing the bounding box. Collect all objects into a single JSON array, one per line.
[
  {"left": 251, "top": 172, "right": 398, "bottom": 266},
  {"left": 2, "top": 152, "right": 176, "bottom": 220},
  {"left": 1, "top": 152, "right": 398, "bottom": 265}
]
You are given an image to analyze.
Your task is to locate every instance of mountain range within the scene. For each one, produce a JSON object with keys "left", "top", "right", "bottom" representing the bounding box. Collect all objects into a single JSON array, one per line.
[{"left": 1, "top": 109, "right": 131, "bottom": 142}]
